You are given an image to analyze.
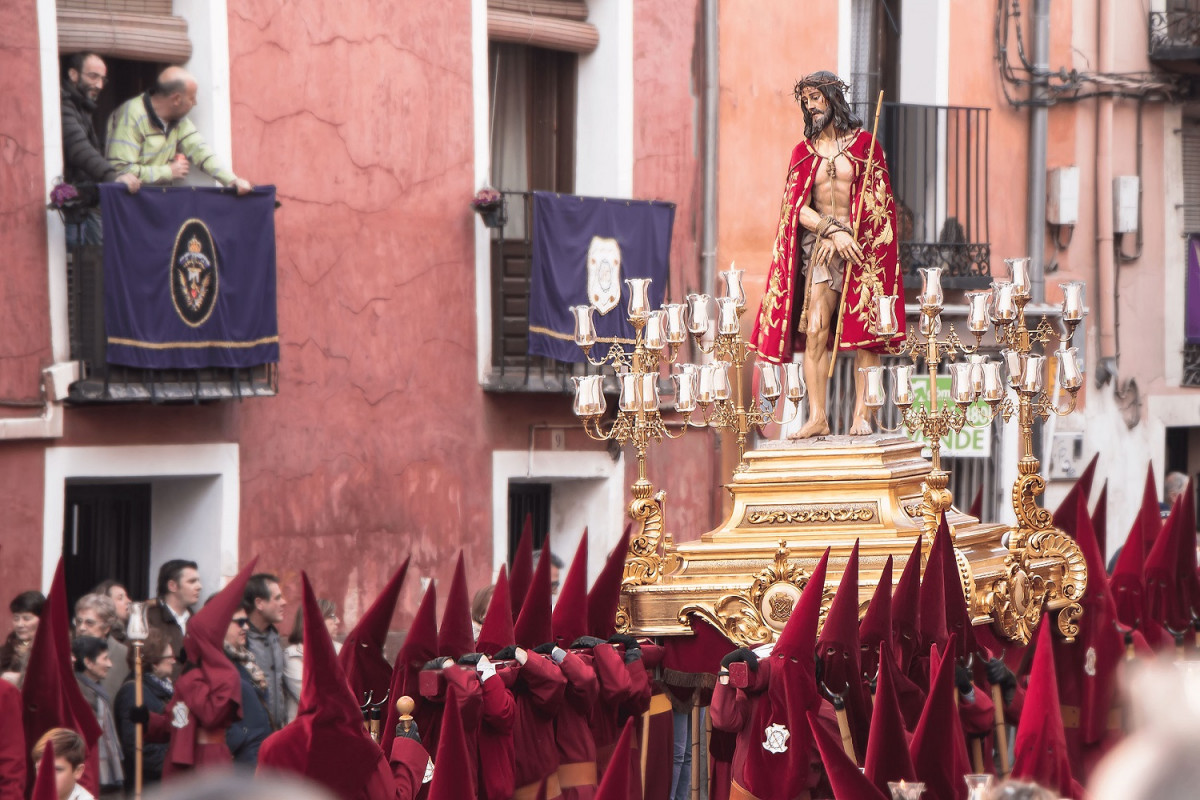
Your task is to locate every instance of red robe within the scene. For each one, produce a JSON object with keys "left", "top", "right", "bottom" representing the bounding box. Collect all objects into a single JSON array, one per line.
[
  {"left": 587, "top": 644, "right": 633, "bottom": 775},
  {"left": 0, "top": 680, "right": 24, "bottom": 800},
  {"left": 750, "top": 129, "right": 905, "bottom": 362},
  {"left": 512, "top": 653, "right": 567, "bottom": 799},
  {"left": 162, "top": 667, "right": 242, "bottom": 777},
  {"left": 476, "top": 668, "right": 517, "bottom": 800},
  {"left": 556, "top": 652, "right": 600, "bottom": 800}
]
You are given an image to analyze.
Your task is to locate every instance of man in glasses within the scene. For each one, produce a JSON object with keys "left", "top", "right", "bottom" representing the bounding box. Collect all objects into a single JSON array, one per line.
[{"left": 60, "top": 52, "right": 140, "bottom": 246}]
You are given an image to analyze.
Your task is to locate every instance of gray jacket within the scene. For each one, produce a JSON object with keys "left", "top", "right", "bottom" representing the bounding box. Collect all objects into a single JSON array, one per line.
[{"left": 244, "top": 622, "right": 286, "bottom": 729}]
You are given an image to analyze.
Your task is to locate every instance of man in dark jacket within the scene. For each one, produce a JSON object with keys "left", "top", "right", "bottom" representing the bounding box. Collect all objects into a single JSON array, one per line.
[{"left": 60, "top": 51, "right": 139, "bottom": 245}]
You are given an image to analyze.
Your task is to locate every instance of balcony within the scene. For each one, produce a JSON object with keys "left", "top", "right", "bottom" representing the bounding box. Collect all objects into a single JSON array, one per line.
[
  {"left": 872, "top": 102, "right": 992, "bottom": 289},
  {"left": 1150, "top": 9, "right": 1200, "bottom": 73},
  {"left": 67, "top": 245, "right": 276, "bottom": 404}
]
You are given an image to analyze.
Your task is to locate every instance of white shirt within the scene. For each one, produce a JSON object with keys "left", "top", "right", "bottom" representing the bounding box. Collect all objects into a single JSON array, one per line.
[
  {"left": 163, "top": 602, "right": 191, "bottom": 636},
  {"left": 68, "top": 783, "right": 96, "bottom": 800}
]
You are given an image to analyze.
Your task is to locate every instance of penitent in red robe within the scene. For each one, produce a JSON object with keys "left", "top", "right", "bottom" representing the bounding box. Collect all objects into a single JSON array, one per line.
[
  {"left": 0, "top": 680, "right": 25, "bottom": 800},
  {"left": 750, "top": 129, "right": 905, "bottom": 362},
  {"left": 512, "top": 653, "right": 567, "bottom": 799},
  {"left": 161, "top": 667, "right": 242, "bottom": 777}
]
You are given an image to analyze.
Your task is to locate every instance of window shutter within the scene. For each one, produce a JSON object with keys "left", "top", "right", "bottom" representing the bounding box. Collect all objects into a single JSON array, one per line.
[
  {"left": 1184, "top": 117, "right": 1200, "bottom": 233},
  {"left": 487, "top": 0, "right": 598, "bottom": 54},
  {"left": 57, "top": 0, "right": 191, "bottom": 64}
]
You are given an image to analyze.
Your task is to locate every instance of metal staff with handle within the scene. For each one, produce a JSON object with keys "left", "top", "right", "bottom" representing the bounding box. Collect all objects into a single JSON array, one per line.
[
  {"left": 827, "top": 89, "right": 885, "bottom": 378},
  {"left": 127, "top": 603, "right": 150, "bottom": 800}
]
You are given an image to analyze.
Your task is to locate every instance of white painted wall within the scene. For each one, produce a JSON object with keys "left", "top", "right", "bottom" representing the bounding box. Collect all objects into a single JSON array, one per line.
[
  {"left": 471, "top": 0, "right": 493, "bottom": 381},
  {"left": 173, "top": 0, "right": 235, "bottom": 186},
  {"left": 43, "top": 444, "right": 240, "bottom": 594},
  {"left": 898, "top": 0, "right": 949, "bottom": 106},
  {"left": 575, "top": 0, "right": 635, "bottom": 197},
  {"left": 492, "top": 450, "right": 626, "bottom": 586}
]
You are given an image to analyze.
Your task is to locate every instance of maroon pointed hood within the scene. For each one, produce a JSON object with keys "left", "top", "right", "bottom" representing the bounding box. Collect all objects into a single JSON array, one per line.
[
  {"left": 380, "top": 580, "right": 438, "bottom": 756},
  {"left": 588, "top": 523, "right": 632, "bottom": 639},
  {"left": 1052, "top": 453, "right": 1099, "bottom": 537},
  {"left": 594, "top": 719, "right": 637, "bottom": 800},
  {"left": 808, "top": 708, "right": 888, "bottom": 800},
  {"left": 1146, "top": 483, "right": 1199, "bottom": 631},
  {"left": 31, "top": 740, "right": 58, "bottom": 800},
  {"left": 967, "top": 485, "right": 983, "bottom": 520},
  {"left": 1012, "top": 622, "right": 1083, "bottom": 799},
  {"left": 917, "top": 525, "right": 948, "bottom": 655},
  {"left": 910, "top": 637, "right": 971, "bottom": 800},
  {"left": 815, "top": 540, "right": 870, "bottom": 757},
  {"left": 180, "top": 556, "right": 259, "bottom": 723},
  {"left": 438, "top": 553, "right": 475, "bottom": 659},
  {"left": 476, "top": 565, "right": 515, "bottom": 655},
  {"left": 514, "top": 544, "right": 554, "bottom": 648},
  {"left": 864, "top": 641, "right": 917, "bottom": 795},
  {"left": 338, "top": 557, "right": 410, "bottom": 702},
  {"left": 1091, "top": 481, "right": 1109, "bottom": 559},
  {"left": 21, "top": 560, "right": 102, "bottom": 797},
  {"left": 859, "top": 555, "right": 894, "bottom": 685},
  {"left": 553, "top": 531, "right": 590, "bottom": 646},
  {"left": 1110, "top": 511, "right": 1147, "bottom": 630},
  {"left": 891, "top": 537, "right": 923, "bottom": 674},
  {"left": 934, "top": 516, "right": 976, "bottom": 661},
  {"left": 509, "top": 513, "right": 535, "bottom": 620},
  {"left": 427, "top": 683, "right": 477, "bottom": 800},
  {"left": 740, "top": 549, "right": 828, "bottom": 799},
  {"left": 1138, "top": 464, "right": 1164, "bottom": 560},
  {"left": 258, "top": 572, "right": 384, "bottom": 796}
]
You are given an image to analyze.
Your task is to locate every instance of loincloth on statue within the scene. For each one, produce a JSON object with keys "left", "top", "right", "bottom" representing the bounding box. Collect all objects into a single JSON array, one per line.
[{"left": 800, "top": 230, "right": 845, "bottom": 291}]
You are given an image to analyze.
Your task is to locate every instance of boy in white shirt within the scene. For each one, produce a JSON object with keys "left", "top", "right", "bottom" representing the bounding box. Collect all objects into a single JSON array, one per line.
[{"left": 32, "top": 728, "right": 94, "bottom": 800}]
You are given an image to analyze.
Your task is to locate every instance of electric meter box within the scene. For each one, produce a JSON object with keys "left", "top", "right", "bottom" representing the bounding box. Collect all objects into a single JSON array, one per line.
[
  {"left": 1114, "top": 175, "right": 1140, "bottom": 234},
  {"left": 1047, "top": 166, "right": 1079, "bottom": 226}
]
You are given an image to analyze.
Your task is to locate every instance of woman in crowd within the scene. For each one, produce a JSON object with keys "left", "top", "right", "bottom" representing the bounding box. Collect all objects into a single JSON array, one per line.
[
  {"left": 113, "top": 627, "right": 175, "bottom": 791},
  {"left": 72, "top": 635, "right": 125, "bottom": 793},
  {"left": 91, "top": 580, "right": 132, "bottom": 641},
  {"left": 1, "top": 590, "right": 45, "bottom": 685},
  {"left": 282, "top": 598, "right": 340, "bottom": 724},
  {"left": 225, "top": 607, "right": 273, "bottom": 763}
]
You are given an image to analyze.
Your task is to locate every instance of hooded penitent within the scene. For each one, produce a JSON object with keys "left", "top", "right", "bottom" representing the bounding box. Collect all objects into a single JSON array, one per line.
[
  {"left": 514, "top": 546, "right": 554, "bottom": 650},
  {"left": 552, "top": 531, "right": 590, "bottom": 647},
  {"left": 910, "top": 637, "right": 971, "bottom": 800},
  {"left": 891, "top": 536, "right": 923, "bottom": 678},
  {"left": 1011, "top": 622, "right": 1084, "bottom": 799},
  {"left": 1091, "top": 481, "right": 1109, "bottom": 560},
  {"left": 933, "top": 515, "right": 976, "bottom": 662},
  {"left": 808, "top": 708, "right": 888, "bottom": 800},
  {"left": 740, "top": 548, "right": 829, "bottom": 799},
  {"left": 1136, "top": 464, "right": 1165, "bottom": 560},
  {"left": 509, "top": 514, "right": 535, "bottom": 621},
  {"left": 587, "top": 524, "right": 631, "bottom": 640},
  {"left": 258, "top": 572, "right": 398, "bottom": 799},
  {"left": 338, "top": 558, "right": 410, "bottom": 703},
  {"left": 863, "top": 643, "right": 916, "bottom": 796},
  {"left": 30, "top": 740, "right": 57, "bottom": 800},
  {"left": 21, "top": 560, "right": 102, "bottom": 797},
  {"left": 814, "top": 539, "right": 870, "bottom": 760},
  {"left": 1051, "top": 452, "right": 1098, "bottom": 538},
  {"left": 426, "top": 683, "right": 477, "bottom": 800},
  {"left": 380, "top": 581, "right": 439, "bottom": 757},
  {"left": 438, "top": 553, "right": 476, "bottom": 660},
  {"left": 1145, "top": 483, "right": 1199, "bottom": 632},
  {"left": 858, "top": 555, "right": 892, "bottom": 683}
]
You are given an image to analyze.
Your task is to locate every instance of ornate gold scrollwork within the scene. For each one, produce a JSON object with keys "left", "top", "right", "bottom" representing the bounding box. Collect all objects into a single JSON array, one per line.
[
  {"left": 680, "top": 595, "right": 772, "bottom": 647},
  {"left": 1010, "top": 470, "right": 1054, "bottom": 549},
  {"left": 1056, "top": 602, "right": 1083, "bottom": 641},
  {"left": 986, "top": 521, "right": 1089, "bottom": 644},
  {"left": 985, "top": 554, "right": 1046, "bottom": 645},
  {"left": 614, "top": 602, "right": 632, "bottom": 634},
  {"left": 744, "top": 504, "right": 876, "bottom": 526},
  {"left": 952, "top": 546, "right": 975, "bottom": 616},
  {"left": 622, "top": 486, "right": 667, "bottom": 589}
]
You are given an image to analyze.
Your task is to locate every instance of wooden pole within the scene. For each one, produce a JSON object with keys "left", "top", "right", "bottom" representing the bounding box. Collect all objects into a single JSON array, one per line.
[
  {"left": 991, "top": 685, "right": 1011, "bottom": 777},
  {"left": 641, "top": 711, "right": 651, "bottom": 791},
  {"left": 133, "top": 641, "right": 144, "bottom": 800},
  {"left": 827, "top": 90, "right": 885, "bottom": 378},
  {"left": 970, "top": 737, "right": 985, "bottom": 773},
  {"left": 690, "top": 704, "right": 701, "bottom": 800}
]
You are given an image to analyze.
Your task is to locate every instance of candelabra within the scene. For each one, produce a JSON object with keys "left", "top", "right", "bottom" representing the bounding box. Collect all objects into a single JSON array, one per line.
[
  {"left": 570, "top": 268, "right": 804, "bottom": 587},
  {"left": 863, "top": 259, "right": 1086, "bottom": 540}
]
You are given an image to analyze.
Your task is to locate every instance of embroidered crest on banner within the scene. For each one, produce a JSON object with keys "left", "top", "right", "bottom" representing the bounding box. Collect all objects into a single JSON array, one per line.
[
  {"left": 170, "top": 218, "right": 219, "bottom": 327},
  {"left": 171, "top": 702, "right": 190, "bottom": 729},
  {"left": 762, "top": 722, "right": 790, "bottom": 753},
  {"left": 587, "top": 236, "right": 622, "bottom": 314}
]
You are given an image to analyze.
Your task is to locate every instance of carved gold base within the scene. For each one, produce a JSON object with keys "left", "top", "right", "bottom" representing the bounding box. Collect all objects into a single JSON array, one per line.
[{"left": 618, "top": 434, "right": 1086, "bottom": 647}]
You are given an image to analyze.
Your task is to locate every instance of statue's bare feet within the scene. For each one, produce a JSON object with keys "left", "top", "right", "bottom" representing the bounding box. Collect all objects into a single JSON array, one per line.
[
  {"left": 848, "top": 415, "right": 874, "bottom": 436},
  {"left": 790, "top": 413, "right": 831, "bottom": 439}
]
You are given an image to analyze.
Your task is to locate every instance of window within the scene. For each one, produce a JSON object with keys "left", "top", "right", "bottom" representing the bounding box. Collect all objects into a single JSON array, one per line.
[{"left": 849, "top": 0, "right": 901, "bottom": 111}]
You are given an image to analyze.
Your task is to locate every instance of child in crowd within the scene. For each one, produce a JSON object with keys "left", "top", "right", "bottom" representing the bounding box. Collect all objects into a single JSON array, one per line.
[{"left": 32, "top": 728, "right": 93, "bottom": 800}]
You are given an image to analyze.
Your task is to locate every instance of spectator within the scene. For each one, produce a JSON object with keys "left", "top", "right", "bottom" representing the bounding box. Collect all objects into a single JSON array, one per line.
[
  {"left": 90, "top": 581, "right": 132, "bottom": 640},
  {"left": 1165, "top": 471, "right": 1189, "bottom": 515},
  {"left": 113, "top": 628, "right": 175, "bottom": 791},
  {"left": 223, "top": 608, "right": 271, "bottom": 766},
  {"left": 146, "top": 560, "right": 202, "bottom": 679},
  {"left": 106, "top": 66, "right": 253, "bottom": 195},
  {"left": 471, "top": 585, "right": 493, "bottom": 640},
  {"left": 59, "top": 52, "right": 139, "bottom": 247},
  {"left": 74, "top": 594, "right": 129, "bottom": 697},
  {"left": 243, "top": 574, "right": 287, "bottom": 729},
  {"left": 282, "top": 599, "right": 339, "bottom": 724},
  {"left": 71, "top": 636, "right": 124, "bottom": 793},
  {"left": 32, "top": 728, "right": 92, "bottom": 800},
  {"left": 1, "top": 590, "right": 45, "bottom": 685}
]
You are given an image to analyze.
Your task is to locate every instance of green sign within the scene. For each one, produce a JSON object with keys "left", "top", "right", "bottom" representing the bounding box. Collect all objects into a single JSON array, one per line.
[{"left": 905, "top": 375, "right": 992, "bottom": 458}]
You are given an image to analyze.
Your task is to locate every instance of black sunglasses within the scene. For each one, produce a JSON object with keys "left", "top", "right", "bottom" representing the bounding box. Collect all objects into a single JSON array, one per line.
[{"left": 232, "top": 618, "right": 250, "bottom": 628}]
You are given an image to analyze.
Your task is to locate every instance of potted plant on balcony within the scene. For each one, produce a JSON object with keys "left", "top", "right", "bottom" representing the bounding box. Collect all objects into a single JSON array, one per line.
[{"left": 472, "top": 186, "right": 507, "bottom": 229}]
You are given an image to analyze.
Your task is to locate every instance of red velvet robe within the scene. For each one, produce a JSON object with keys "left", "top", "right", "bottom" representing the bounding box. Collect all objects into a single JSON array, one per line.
[
  {"left": 476, "top": 668, "right": 517, "bottom": 800},
  {"left": 512, "top": 653, "right": 567, "bottom": 798},
  {"left": 162, "top": 667, "right": 242, "bottom": 777},
  {"left": 556, "top": 652, "right": 600, "bottom": 800},
  {"left": 750, "top": 130, "right": 905, "bottom": 362},
  {"left": 0, "top": 681, "right": 24, "bottom": 800}
]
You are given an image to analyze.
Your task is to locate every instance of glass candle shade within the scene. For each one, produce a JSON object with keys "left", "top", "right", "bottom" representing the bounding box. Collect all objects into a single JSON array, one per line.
[
  {"left": 618, "top": 371, "right": 639, "bottom": 411},
  {"left": 662, "top": 303, "right": 688, "bottom": 344},
  {"left": 687, "top": 293, "right": 712, "bottom": 335},
  {"left": 992, "top": 281, "right": 1018, "bottom": 323},
  {"left": 981, "top": 360, "right": 1005, "bottom": 401},
  {"left": 571, "top": 305, "right": 596, "bottom": 348},
  {"left": 626, "top": 278, "right": 652, "bottom": 321},
  {"left": 918, "top": 267, "right": 944, "bottom": 310},
  {"left": 919, "top": 310, "right": 943, "bottom": 338},
  {"left": 1057, "top": 346, "right": 1083, "bottom": 390},
  {"left": 697, "top": 364, "right": 717, "bottom": 403},
  {"left": 860, "top": 366, "right": 886, "bottom": 408},
  {"left": 1001, "top": 348, "right": 1026, "bottom": 389},
  {"left": 719, "top": 267, "right": 747, "bottom": 309},
  {"left": 640, "top": 373, "right": 660, "bottom": 412},
  {"left": 644, "top": 310, "right": 666, "bottom": 352},
  {"left": 891, "top": 364, "right": 916, "bottom": 407},
  {"left": 965, "top": 292, "right": 990, "bottom": 333},
  {"left": 713, "top": 361, "right": 732, "bottom": 401},
  {"left": 674, "top": 367, "right": 698, "bottom": 413},
  {"left": 1060, "top": 281, "right": 1085, "bottom": 322},
  {"left": 876, "top": 294, "right": 900, "bottom": 336},
  {"left": 783, "top": 362, "right": 806, "bottom": 401},
  {"left": 572, "top": 375, "right": 606, "bottom": 417},
  {"left": 949, "top": 362, "right": 975, "bottom": 405},
  {"left": 758, "top": 361, "right": 782, "bottom": 401},
  {"left": 1021, "top": 354, "right": 1046, "bottom": 393},
  {"left": 1007, "top": 257, "right": 1031, "bottom": 298}
]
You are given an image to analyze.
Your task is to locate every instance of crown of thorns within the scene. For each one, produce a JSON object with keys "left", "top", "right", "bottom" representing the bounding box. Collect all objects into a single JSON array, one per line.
[{"left": 793, "top": 72, "right": 850, "bottom": 103}]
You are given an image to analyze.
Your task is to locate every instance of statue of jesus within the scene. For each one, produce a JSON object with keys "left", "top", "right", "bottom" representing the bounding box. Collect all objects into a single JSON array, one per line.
[{"left": 750, "top": 71, "right": 906, "bottom": 438}]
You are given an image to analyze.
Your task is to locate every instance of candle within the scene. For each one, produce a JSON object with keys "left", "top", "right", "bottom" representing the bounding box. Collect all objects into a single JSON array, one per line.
[
  {"left": 981, "top": 360, "right": 1005, "bottom": 401},
  {"left": 1060, "top": 282, "right": 1085, "bottom": 322},
  {"left": 716, "top": 296, "right": 741, "bottom": 335},
  {"left": 1007, "top": 257, "right": 1031, "bottom": 298},
  {"left": 640, "top": 372, "right": 660, "bottom": 412},
  {"left": 1057, "top": 346, "right": 1083, "bottom": 390},
  {"left": 783, "top": 362, "right": 806, "bottom": 400},
  {"left": 719, "top": 265, "right": 747, "bottom": 309},
  {"left": 969, "top": 354, "right": 987, "bottom": 396},
  {"left": 859, "top": 366, "right": 886, "bottom": 408},
  {"left": 644, "top": 310, "right": 666, "bottom": 351},
  {"left": 949, "top": 362, "right": 975, "bottom": 404},
  {"left": 965, "top": 291, "right": 990, "bottom": 333},
  {"left": 991, "top": 281, "right": 1018, "bottom": 322},
  {"left": 618, "top": 371, "right": 639, "bottom": 411},
  {"left": 713, "top": 361, "right": 732, "bottom": 401},
  {"left": 876, "top": 294, "right": 899, "bottom": 336},
  {"left": 687, "top": 293, "right": 712, "bottom": 335},
  {"left": 918, "top": 266, "right": 944, "bottom": 310},
  {"left": 697, "top": 364, "right": 717, "bottom": 403},
  {"left": 674, "top": 366, "right": 698, "bottom": 412},
  {"left": 758, "top": 361, "right": 782, "bottom": 401},
  {"left": 891, "top": 364, "right": 915, "bottom": 406},
  {"left": 626, "top": 278, "right": 652, "bottom": 321},
  {"left": 662, "top": 303, "right": 688, "bottom": 344},
  {"left": 571, "top": 305, "right": 596, "bottom": 348},
  {"left": 1021, "top": 354, "right": 1046, "bottom": 393}
]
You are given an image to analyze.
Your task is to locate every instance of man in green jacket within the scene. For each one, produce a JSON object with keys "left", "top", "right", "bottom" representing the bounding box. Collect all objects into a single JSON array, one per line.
[{"left": 106, "top": 65, "right": 254, "bottom": 195}]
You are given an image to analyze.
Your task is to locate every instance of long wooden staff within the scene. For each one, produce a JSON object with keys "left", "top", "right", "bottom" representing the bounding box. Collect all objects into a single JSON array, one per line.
[{"left": 827, "top": 90, "right": 884, "bottom": 378}]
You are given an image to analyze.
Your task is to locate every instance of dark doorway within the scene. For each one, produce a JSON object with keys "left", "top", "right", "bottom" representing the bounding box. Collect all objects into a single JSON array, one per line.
[
  {"left": 508, "top": 482, "right": 551, "bottom": 562},
  {"left": 63, "top": 483, "right": 152, "bottom": 612}
]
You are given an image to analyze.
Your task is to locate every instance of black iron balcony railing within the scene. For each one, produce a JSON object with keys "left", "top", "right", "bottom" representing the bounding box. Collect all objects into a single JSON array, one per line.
[
  {"left": 67, "top": 245, "right": 277, "bottom": 403},
  {"left": 866, "top": 102, "right": 992, "bottom": 289},
  {"left": 1150, "top": 9, "right": 1200, "bottom": 66}
]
